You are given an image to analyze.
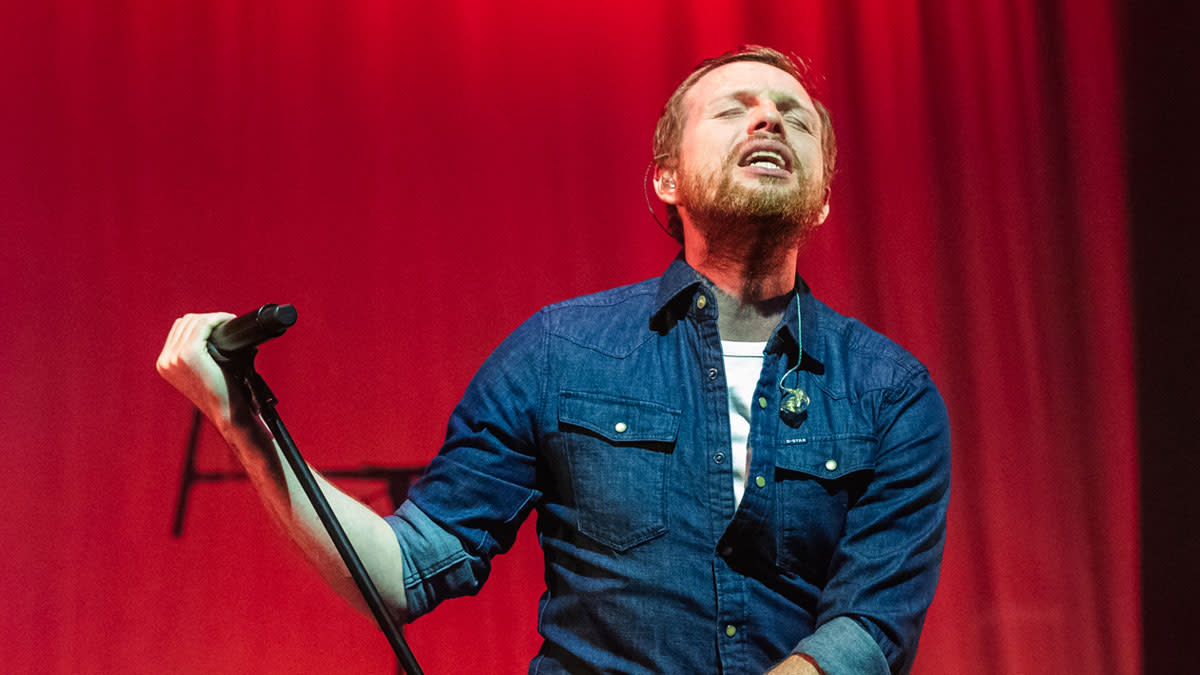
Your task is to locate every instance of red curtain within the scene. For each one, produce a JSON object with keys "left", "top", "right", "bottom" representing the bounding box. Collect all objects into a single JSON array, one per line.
[{"left": 0, "top": 1, "right": 1137, "bottom": 673}]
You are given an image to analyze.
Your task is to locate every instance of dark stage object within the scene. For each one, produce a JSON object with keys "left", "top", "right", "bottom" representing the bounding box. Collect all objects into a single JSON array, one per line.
[{"left": 171, "top": 409, "right": 422, "bottom": 538}]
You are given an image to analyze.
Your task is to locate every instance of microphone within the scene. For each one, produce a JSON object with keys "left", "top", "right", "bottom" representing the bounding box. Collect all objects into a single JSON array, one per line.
[{"left": 207, "top": 303, "right": 298, "bottom": 362}]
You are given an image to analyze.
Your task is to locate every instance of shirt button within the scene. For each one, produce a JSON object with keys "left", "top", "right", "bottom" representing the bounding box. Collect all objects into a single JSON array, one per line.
[
  {"left": 718, "top": 544, "right": 733, "bottom": 557},
  {"left": 825, "top": 459, "right": 838, "bottom": 471},
  {"left": 707, "top": 367, "right": 719, "bottom": 380},
  {"left": 755, "top": 475, "right": 766, "bottom": 488},
  {"left": 614, "top": 422, "right": 628, "bottom": 433},
  {"left": 713, "top": 452, "right": 725, "bottom": 464},
  {"left": 757, "top": 396, "right": 768, "bottom": 408},
  {"left": 725, "top": 625, "right": 737, "bottom": 638},
  {"left": 696, "top": 295, "right": 708, "bottom": 309}
]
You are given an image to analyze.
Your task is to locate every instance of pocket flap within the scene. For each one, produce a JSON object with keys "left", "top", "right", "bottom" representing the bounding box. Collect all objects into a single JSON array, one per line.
[
  {"left": 558, "top": 390, "right": 680, "bottom": 443},
  {"left": 776, "top": 435, "right": 876, "bottom": 479}
]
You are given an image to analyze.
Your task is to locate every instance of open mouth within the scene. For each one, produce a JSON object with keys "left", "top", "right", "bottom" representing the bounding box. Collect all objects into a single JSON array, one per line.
[{"left": 737, "top": 142, "right": 793, "bottom": 173}]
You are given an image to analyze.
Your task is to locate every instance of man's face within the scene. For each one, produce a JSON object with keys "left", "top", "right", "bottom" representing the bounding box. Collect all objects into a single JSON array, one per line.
[{"left": 670, "top": 61, "right": 827, "bottom": 236}]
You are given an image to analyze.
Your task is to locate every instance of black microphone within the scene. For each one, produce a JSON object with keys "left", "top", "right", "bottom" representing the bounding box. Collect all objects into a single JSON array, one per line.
[{"left": 207, "top": 303, "right": 298, "bottom": 362}]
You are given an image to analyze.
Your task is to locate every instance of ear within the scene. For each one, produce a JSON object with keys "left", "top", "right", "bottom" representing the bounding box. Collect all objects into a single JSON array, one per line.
[
  {"left": 653, "top": 166, "right": 679, "bottom": 205},
  {"left": 816, "top": 201, "right": 830, "bottom": 225}
]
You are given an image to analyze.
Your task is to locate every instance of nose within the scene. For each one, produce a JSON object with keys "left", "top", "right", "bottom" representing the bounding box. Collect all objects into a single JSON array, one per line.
[{"left": 748, "top": 100, "right": 783, "bottom": 135}]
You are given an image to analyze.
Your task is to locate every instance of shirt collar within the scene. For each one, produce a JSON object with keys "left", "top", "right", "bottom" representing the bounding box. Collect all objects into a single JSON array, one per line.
[
  {"left": 650, "top": 255, "right": 705, "bottom": 321},
  {"left": 649, "top": 254, "right": 825, "bottom": 370}
]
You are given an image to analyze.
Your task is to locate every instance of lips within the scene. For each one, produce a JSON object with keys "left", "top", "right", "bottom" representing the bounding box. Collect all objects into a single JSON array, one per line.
[{"left": 736, "top": 139, "right": 794, "bottom": 173}]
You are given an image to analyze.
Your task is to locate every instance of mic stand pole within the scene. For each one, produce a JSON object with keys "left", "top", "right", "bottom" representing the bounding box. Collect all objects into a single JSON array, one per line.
[{"left": 216, "top": 347, "right": 423, "bottom": 675}]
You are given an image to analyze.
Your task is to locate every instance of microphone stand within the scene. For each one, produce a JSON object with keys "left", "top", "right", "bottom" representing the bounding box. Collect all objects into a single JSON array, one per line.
[{"left": 214, "top": 345, "right": 424, "bottom": 675}]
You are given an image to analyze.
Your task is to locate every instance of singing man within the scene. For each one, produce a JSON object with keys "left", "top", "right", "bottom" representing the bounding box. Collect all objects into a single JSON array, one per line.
[{"left": 158, "top": 46, "right": 951, "bottom": 674}]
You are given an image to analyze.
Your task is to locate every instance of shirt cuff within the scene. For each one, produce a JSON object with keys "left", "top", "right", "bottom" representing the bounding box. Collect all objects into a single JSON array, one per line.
[
  {"left": 793, "top": 616, "right": 890, "bottom": 675},
  {"left": 383, "top": 499, "right": 480, "bottom": 622}
]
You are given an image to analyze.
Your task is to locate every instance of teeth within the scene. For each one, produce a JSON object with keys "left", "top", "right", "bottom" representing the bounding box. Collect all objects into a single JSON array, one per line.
[{"left": 745, "top": 151, "right": 784, "bottom": 169}]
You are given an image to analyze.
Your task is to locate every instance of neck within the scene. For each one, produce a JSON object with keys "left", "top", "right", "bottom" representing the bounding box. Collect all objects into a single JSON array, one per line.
[
  {"left": 683, "top": 220, "right": 798, "bottom": 301},
  {"left": 683, "top": 222, "right": 798, "bottom": 342}
]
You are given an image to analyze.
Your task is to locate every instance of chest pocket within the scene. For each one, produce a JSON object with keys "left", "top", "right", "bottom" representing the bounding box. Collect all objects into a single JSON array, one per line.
[
  {"left": 558, "top": 390, "right": 679, "bottom": 551},
  {"left": 774, "top": 434, "right": 876, "bottom": 580}
]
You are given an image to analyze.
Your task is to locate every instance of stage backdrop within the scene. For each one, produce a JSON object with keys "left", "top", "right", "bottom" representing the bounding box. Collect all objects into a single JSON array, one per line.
[{"left": 0, "top": 1, "right": 1136, "bottom": 673}]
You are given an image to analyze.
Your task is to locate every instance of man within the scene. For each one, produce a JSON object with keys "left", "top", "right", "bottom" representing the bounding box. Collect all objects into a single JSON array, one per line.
[{"left": 158, "top": 46, "right": 950, "bottom": 674}]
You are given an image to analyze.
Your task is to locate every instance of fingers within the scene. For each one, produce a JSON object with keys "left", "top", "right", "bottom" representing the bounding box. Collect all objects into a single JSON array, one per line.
[
  {"left": 156, "top": 313, "right": 238, "bottom": 410},
  {"left": 158, "top": 311, "right": 252, "bottom": 434},
  {"left": 157, "top": 312, "right": 236, "bottom": 374}
]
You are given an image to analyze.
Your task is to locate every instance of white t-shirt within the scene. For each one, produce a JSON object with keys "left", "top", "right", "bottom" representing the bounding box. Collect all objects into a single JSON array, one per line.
[{"left": 721, "top": 340, "right": 767, "bottom": 508}]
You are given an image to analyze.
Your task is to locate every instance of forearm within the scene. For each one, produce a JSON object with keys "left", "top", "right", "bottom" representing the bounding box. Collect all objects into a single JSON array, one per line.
[
  {"left": 766, "top": 654, "right": 821, "bottom": 675},
  {"left": 220, "top": 416, "right": 409, "bottom": 619},
  {"left": 157, "top": 312, "right": 408, "bottom": 619}
]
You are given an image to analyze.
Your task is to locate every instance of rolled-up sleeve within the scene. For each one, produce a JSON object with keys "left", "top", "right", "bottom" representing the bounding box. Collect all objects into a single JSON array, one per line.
[
  {"left": 795, "top": 615, "right": 890, "bottom": 675},
  {"left": 384, "top": 499, "right": 480, "bottom": 621}
]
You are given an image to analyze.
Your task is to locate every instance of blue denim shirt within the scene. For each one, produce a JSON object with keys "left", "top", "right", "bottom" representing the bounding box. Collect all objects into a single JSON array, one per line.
[{"left": 386, "top": 258, "right": 950, "bottom": 674}]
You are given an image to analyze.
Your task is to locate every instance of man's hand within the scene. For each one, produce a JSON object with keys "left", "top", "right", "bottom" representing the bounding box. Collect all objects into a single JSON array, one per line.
[
  {"left": 765, "top": 654, "right": 822, "bottom": 675},
  {"left": 156, "top": 312, "right": 243, "bottom": 433}
]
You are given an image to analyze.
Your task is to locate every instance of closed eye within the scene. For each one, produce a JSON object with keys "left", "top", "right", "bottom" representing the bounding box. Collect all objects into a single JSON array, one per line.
[{"left": 785, "top": 113, "right": 813, "bottom": 132}]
